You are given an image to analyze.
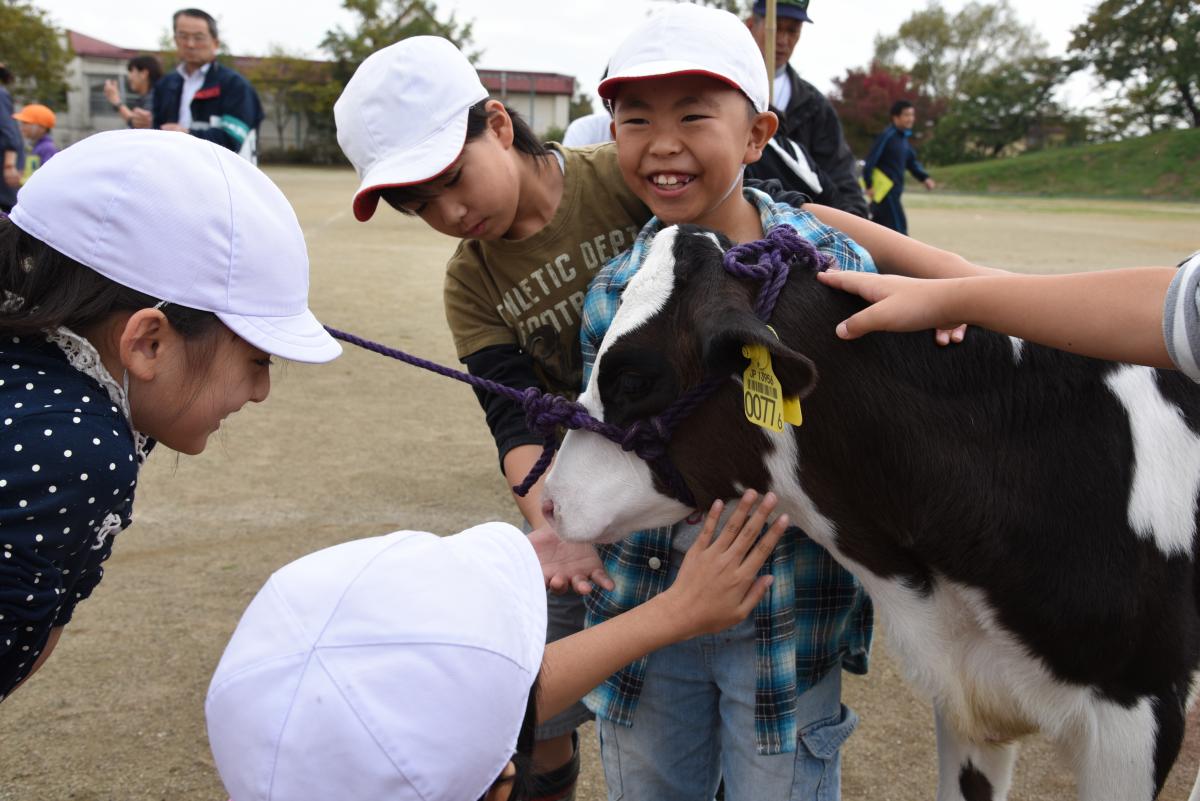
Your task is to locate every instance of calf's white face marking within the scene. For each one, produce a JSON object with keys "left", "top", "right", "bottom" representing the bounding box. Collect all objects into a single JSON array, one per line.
[
  {"left": 545, "top": 227, "right": 693, "bottom": 542},
  {"left": 1106, "top": 364, "right": 1200, "bottom": 557}
]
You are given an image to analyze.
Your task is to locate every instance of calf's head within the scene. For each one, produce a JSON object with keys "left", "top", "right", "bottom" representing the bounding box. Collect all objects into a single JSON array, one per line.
[{"left": 543, "top": 225, "right": 817, "bottom": 543}]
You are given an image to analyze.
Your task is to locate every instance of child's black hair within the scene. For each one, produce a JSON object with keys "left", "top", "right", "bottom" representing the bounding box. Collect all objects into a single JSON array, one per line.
[
  {"left": 890, "top": 99, "right": 915, "bottom": 118},
  {"left": 127, "top": 54, "right": 164, "bottom": 87},
  {"left": 477, "top": 674, "right": 540, "bottom": 801},
  {"left": 379, "top": 101, "right": 550, "bottom": 215},
  {"left": 0, "top": 64, "right": 12, "bottom": 86},
  {"left": 0, "top": 218, "right": 221, "bottom": 354}
]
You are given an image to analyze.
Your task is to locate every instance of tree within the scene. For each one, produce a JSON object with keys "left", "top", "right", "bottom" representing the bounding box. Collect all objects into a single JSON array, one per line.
[
  {"left": 928, "top": 56, "right": 1077, "bottom": 161},
  {"left": 569, "top": 86, "right": 596, "bottom": 122},
  {"left": 242, "top": 49, "right": 337, "bottom": 154},
  {"left": 321, "top": 0, "right": 476, "bottom": 87},
  {"left": 0, "top": 0, "right": 71, "bottom": 105},
  {"left": 679, "top": 0, "right": 748, "bottom": 13},
  {"left": 830, "top": 62, "right": 946, "bottom": 159},
  {"left": 873, "top": 0, "right": 1047, "bottom": 102},
  {"left": 1070, "top": 0, "right": 1200, "bottom": 132}
]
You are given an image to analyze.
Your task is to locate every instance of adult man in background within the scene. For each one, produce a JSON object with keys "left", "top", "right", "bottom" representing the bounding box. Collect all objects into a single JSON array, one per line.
[
  {"left": 746, "top": 0, "right": 868, "bottom": 217},
  {"left": 0, "top": 64, "right": 25, "bottom": 211},
  {"left": 863, "top": 100, "right": 936, "bottom": 235},
  {"left": 153, "top": 8, "right": 263, "bottom": 163}
]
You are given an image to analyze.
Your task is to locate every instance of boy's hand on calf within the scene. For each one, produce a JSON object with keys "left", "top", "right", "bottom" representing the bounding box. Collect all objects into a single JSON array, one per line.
[
  {"left": 529, "top": 527, "right": 615, "bottom": 595},
  {"left": 662, "top": 491, "right": 787, "bottom": 638}
]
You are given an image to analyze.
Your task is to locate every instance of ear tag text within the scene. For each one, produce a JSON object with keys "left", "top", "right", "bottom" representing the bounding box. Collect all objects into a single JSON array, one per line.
[{"left": 741, "top": 336, "right": 802, "bottom": 431}]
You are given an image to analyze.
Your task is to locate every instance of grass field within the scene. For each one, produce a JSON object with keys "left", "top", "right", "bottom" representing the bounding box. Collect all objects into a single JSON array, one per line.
[
  {"left": 934, "top": 128, "right": 1200, "bottom": 201},
  {"left": 1, "top": 167, "right": 1198, "bottom": 800}
]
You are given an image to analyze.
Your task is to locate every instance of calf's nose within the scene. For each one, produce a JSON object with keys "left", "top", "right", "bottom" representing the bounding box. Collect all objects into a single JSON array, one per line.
[{"left": 542, "top": 499, "right": 557, "bottom": 526}]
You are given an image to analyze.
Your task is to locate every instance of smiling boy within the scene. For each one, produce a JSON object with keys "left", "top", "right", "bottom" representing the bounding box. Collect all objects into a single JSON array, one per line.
[{"left": 574, "top": 6, "right": 876, "bottom": 799}]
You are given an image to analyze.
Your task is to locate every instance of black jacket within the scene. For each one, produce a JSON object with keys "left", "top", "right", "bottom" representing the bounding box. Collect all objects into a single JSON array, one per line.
[
  {"left": 152, "top": 61, "right": 264, "bottom": 158},
  {"left": 776, "top": 66, "right": 868, "bottom": 217}
]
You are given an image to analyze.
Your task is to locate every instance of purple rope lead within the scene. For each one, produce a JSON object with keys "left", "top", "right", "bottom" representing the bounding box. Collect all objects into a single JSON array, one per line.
[{"left": 326, "top": 224, "right": 826, "bottom": 507}]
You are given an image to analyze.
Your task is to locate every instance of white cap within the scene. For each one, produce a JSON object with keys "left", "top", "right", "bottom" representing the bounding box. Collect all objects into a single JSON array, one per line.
[
  {"left": 335, "top": 37, "right": 489, "bottom": 222},
  {"left": 8, "top": 130, "right": 341, "bottom": 363},
  {"left": 206, "top": 524, "right": 546, "bottom": 801},
  {"left": 599, "top": 3, "right": 770, "bottom": 113}
]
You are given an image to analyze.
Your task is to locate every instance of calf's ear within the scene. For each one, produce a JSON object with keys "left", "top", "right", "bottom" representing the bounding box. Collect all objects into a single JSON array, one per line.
[{"left": 700, "top": 309, "right": 819, "bottom": 400}]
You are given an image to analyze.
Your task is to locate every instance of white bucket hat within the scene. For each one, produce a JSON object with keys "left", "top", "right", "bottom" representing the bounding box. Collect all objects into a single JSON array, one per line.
[
  {"left": 206, "top": 523, "right": 547, "bottom": 801},
  {"left": 7, "top": 129, "right": 341, "bottom": 363},
  {"left": 334, "top": 36, "right": 489, "bottom": 222},
  {"left": 599, "top": 3, "right": 770, "bottom": 113}
]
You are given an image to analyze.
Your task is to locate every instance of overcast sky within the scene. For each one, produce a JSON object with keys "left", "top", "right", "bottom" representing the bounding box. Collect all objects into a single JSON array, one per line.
[{"left": 48, "top": 0, "right": 1102, "bottom": 110}]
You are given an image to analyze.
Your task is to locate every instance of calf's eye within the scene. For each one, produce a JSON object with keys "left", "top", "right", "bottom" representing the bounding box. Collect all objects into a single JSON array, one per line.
[{"left": 617, "top": 372, "right": 652, "bottom": 396}]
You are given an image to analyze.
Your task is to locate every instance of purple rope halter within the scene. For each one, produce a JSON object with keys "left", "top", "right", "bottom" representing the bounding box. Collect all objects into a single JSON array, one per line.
[{"left": 326, "top": 225, "right": 827, "bottom": 508}]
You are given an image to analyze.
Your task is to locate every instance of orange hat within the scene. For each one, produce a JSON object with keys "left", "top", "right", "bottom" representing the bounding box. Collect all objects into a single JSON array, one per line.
[{"left": 13, "top": 104, "right": 55, "bottom": 129}]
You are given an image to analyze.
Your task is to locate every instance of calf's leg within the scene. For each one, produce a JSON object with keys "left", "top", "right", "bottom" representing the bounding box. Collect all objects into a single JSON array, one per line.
[
  {"left": 933, "top": 705, "right": 1018, "bottom": 801},
  {"left": 1063, "top": 694, "right": 1162, "bottom": 801}
]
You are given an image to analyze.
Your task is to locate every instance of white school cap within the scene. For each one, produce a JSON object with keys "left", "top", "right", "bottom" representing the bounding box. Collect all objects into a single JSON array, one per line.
[
  {"left": 599, "top": 3, "right": 770, "bottom": 113},
  {"left": 205, "top": 524, "right": 546, "bottom": 801},
  {"left": 335, "top": 36, "right": 489, "bottom": 222},
  {"left": 7, "top": 129, "right": 340, "bottom": 363}
]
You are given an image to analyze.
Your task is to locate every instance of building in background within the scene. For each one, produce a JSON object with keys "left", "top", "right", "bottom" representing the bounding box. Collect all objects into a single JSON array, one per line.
[
  {"left": 60, "top": 32, "right": 575, "bottom": 151},
  {"left": 477, "top": 69, "right": 574, "bottom": 137}
]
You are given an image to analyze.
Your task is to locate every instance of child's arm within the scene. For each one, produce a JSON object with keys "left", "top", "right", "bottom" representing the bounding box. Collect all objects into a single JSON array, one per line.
[
  {"left": 536, "top": 490, "right": 786, "bottom": 723},
  {"left": 817, "top": 267, "right": 1178, "bottom": 369},
  {"left": 805, "top": 203, "right": 997, "bottom": 280}
]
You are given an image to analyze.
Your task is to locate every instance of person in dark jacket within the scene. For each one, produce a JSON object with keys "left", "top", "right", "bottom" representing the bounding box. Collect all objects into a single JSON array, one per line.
[
  {"left": 0, "top": 64, "right": 25, "bottom": 212},
  {"left": 862, "top": 99, "right": 936, "bottom": 236},
  {"left": 745, "top": 0, "right": 868, "bottom": 217},
  {"left": 152, "top": 8, "right": 264, "bottom": 163}
]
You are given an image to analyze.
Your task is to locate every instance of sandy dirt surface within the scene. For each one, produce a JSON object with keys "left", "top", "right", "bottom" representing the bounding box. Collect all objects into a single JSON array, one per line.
[{"left": 1, "top": 169, "right": 1198, "bottom": 800}]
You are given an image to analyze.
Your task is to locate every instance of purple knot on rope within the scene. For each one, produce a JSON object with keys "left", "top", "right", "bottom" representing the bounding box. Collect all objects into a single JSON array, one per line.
[
  {"left": 723, "top": 225, "right": 831, "bottom": 319},
  {"left": 521, "top": 388, "right": 587, "bottom": 436}
]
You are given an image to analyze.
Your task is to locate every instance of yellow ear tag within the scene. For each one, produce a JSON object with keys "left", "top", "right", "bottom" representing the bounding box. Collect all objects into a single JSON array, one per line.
[{"left": 741, "top": 329, "right": 803, "bottom": 432}]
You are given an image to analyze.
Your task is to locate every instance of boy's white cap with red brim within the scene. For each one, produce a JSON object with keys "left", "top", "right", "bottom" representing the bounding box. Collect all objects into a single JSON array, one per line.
[
  {"left": 335, "top": 36, "right": 488, "bottom": 222},
  {"left": 7, "top": 129, "right": 340, "bottom": 363},
  {"left": 206, "top": 524, "right": 547, "bottom": 801},
  {"left": 599, "top": 3, "right": 770, "bottom": 113}
]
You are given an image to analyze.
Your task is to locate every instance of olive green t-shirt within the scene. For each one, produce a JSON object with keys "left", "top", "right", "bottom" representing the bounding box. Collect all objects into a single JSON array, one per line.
[{"left": 444, "top": 142, "right": 648, "bottom": 397}]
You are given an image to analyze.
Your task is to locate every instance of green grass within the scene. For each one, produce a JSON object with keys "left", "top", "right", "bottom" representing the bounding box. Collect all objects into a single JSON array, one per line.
[{"left": 932, "top": 128, "right": 1200, "bottom": 201}]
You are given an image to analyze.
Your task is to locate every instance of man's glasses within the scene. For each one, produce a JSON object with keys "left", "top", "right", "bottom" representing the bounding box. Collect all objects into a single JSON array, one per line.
[{"left": 174, "top": 32, "right": 212, "bottom": 44}]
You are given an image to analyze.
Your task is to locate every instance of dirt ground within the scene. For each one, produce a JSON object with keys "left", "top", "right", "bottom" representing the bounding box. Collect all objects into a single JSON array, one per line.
[{"left": 1, "top": 169, "right": 1198, "bottom": 800}]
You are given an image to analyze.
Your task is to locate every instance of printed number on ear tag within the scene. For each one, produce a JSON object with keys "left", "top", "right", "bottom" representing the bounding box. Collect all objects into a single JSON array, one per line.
[{"left": 742, "top": 330, "right": 804, "bottom": 432}]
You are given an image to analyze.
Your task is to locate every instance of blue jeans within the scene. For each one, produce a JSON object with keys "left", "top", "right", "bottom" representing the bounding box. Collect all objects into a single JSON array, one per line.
[{"left": 597, "top": 557, "right": 858, "bottom": 800}]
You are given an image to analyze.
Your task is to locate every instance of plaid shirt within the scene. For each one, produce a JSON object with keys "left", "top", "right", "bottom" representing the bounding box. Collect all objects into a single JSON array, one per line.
[{"left": 579, "top": 188, "right": 875, "bottom": 755}]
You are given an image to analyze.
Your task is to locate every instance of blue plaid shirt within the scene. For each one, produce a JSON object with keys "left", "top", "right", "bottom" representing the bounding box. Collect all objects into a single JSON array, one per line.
[{"left": 579, "top": 188, "right": 875, "bottom": 755}]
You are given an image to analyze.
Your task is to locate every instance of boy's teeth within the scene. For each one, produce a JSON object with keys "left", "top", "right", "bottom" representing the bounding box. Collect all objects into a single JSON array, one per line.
[{"left": 654, "top": 175, "right": 683, "bottom": 186}]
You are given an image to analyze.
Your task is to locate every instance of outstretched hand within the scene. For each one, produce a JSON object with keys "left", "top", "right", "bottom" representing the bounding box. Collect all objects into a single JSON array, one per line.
[
  {"left": 663, "top": 490, "right": 789, "bottom": 638},
  {"left": 529, "top": 526, "right": 615, "bottom": 595},
  {"left": 817, "top": 269, "right": 967, "bottom": 345}
]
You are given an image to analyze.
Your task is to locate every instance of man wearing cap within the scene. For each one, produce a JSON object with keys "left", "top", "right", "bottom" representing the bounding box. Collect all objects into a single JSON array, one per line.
[
  {"left": 152, "top": 7, "right": 264, "bottom": 163},
  {"left": 746, "top": 0, "right": 869, "bottom": 217},
  {"left": 12, "top": 104, "right": 58, "bottom": 180},
  {"left": 0, "top": 64, "right": 24, "bottom": 211}
]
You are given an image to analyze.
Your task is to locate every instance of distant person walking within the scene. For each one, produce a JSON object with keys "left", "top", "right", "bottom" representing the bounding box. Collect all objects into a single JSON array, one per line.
[
  {"left": 13, "top": 104, "right": 57, "bottom": 179},
  {"left": 152, "top": 7, "right": 264, "bottom": 163},
  {"left": 744, "top": 0, "right": 869, "bottom": 217},
  {"left": 862, "top": 100, "right": 935, "bottom": 236},
  {"left": 104, "top": 55, "right": 162, "bottom": 129},
  {"left": 0, "top": 64, "right": 24, "bottom": 212}
]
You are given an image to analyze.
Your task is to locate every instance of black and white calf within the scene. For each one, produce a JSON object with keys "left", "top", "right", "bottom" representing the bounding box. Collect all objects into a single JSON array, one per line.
[{"left": 542, "top": 225, "right": 1200, "bottom": 801}]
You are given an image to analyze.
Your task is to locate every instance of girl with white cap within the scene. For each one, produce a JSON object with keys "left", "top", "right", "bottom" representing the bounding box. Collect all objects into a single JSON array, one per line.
[
  {"left": 0, "top": 129, "right": 340, "bottom": 701},
  {"left": 206, "top": 490, "right": 788, "bottom": 801}
]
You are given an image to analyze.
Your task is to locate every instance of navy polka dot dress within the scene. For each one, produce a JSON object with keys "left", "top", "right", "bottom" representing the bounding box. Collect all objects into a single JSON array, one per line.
[{"left": 0, "top": 334, "right": 143, "bottom": 699}]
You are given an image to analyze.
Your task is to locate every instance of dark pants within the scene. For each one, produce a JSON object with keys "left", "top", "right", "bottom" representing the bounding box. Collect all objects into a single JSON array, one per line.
[{"left": 870, "top": 191, "right": 908, "bottom": 236}]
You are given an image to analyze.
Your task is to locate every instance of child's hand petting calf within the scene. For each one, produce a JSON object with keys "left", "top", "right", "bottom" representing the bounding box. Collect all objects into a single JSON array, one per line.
[{"left": 659, "top": 490, "right": 788, "bottom": 638}]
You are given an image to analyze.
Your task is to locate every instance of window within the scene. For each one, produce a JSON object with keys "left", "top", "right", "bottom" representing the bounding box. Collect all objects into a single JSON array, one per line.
[{"left": 87, "top": 72, "right": 123, "bottom": 116}]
